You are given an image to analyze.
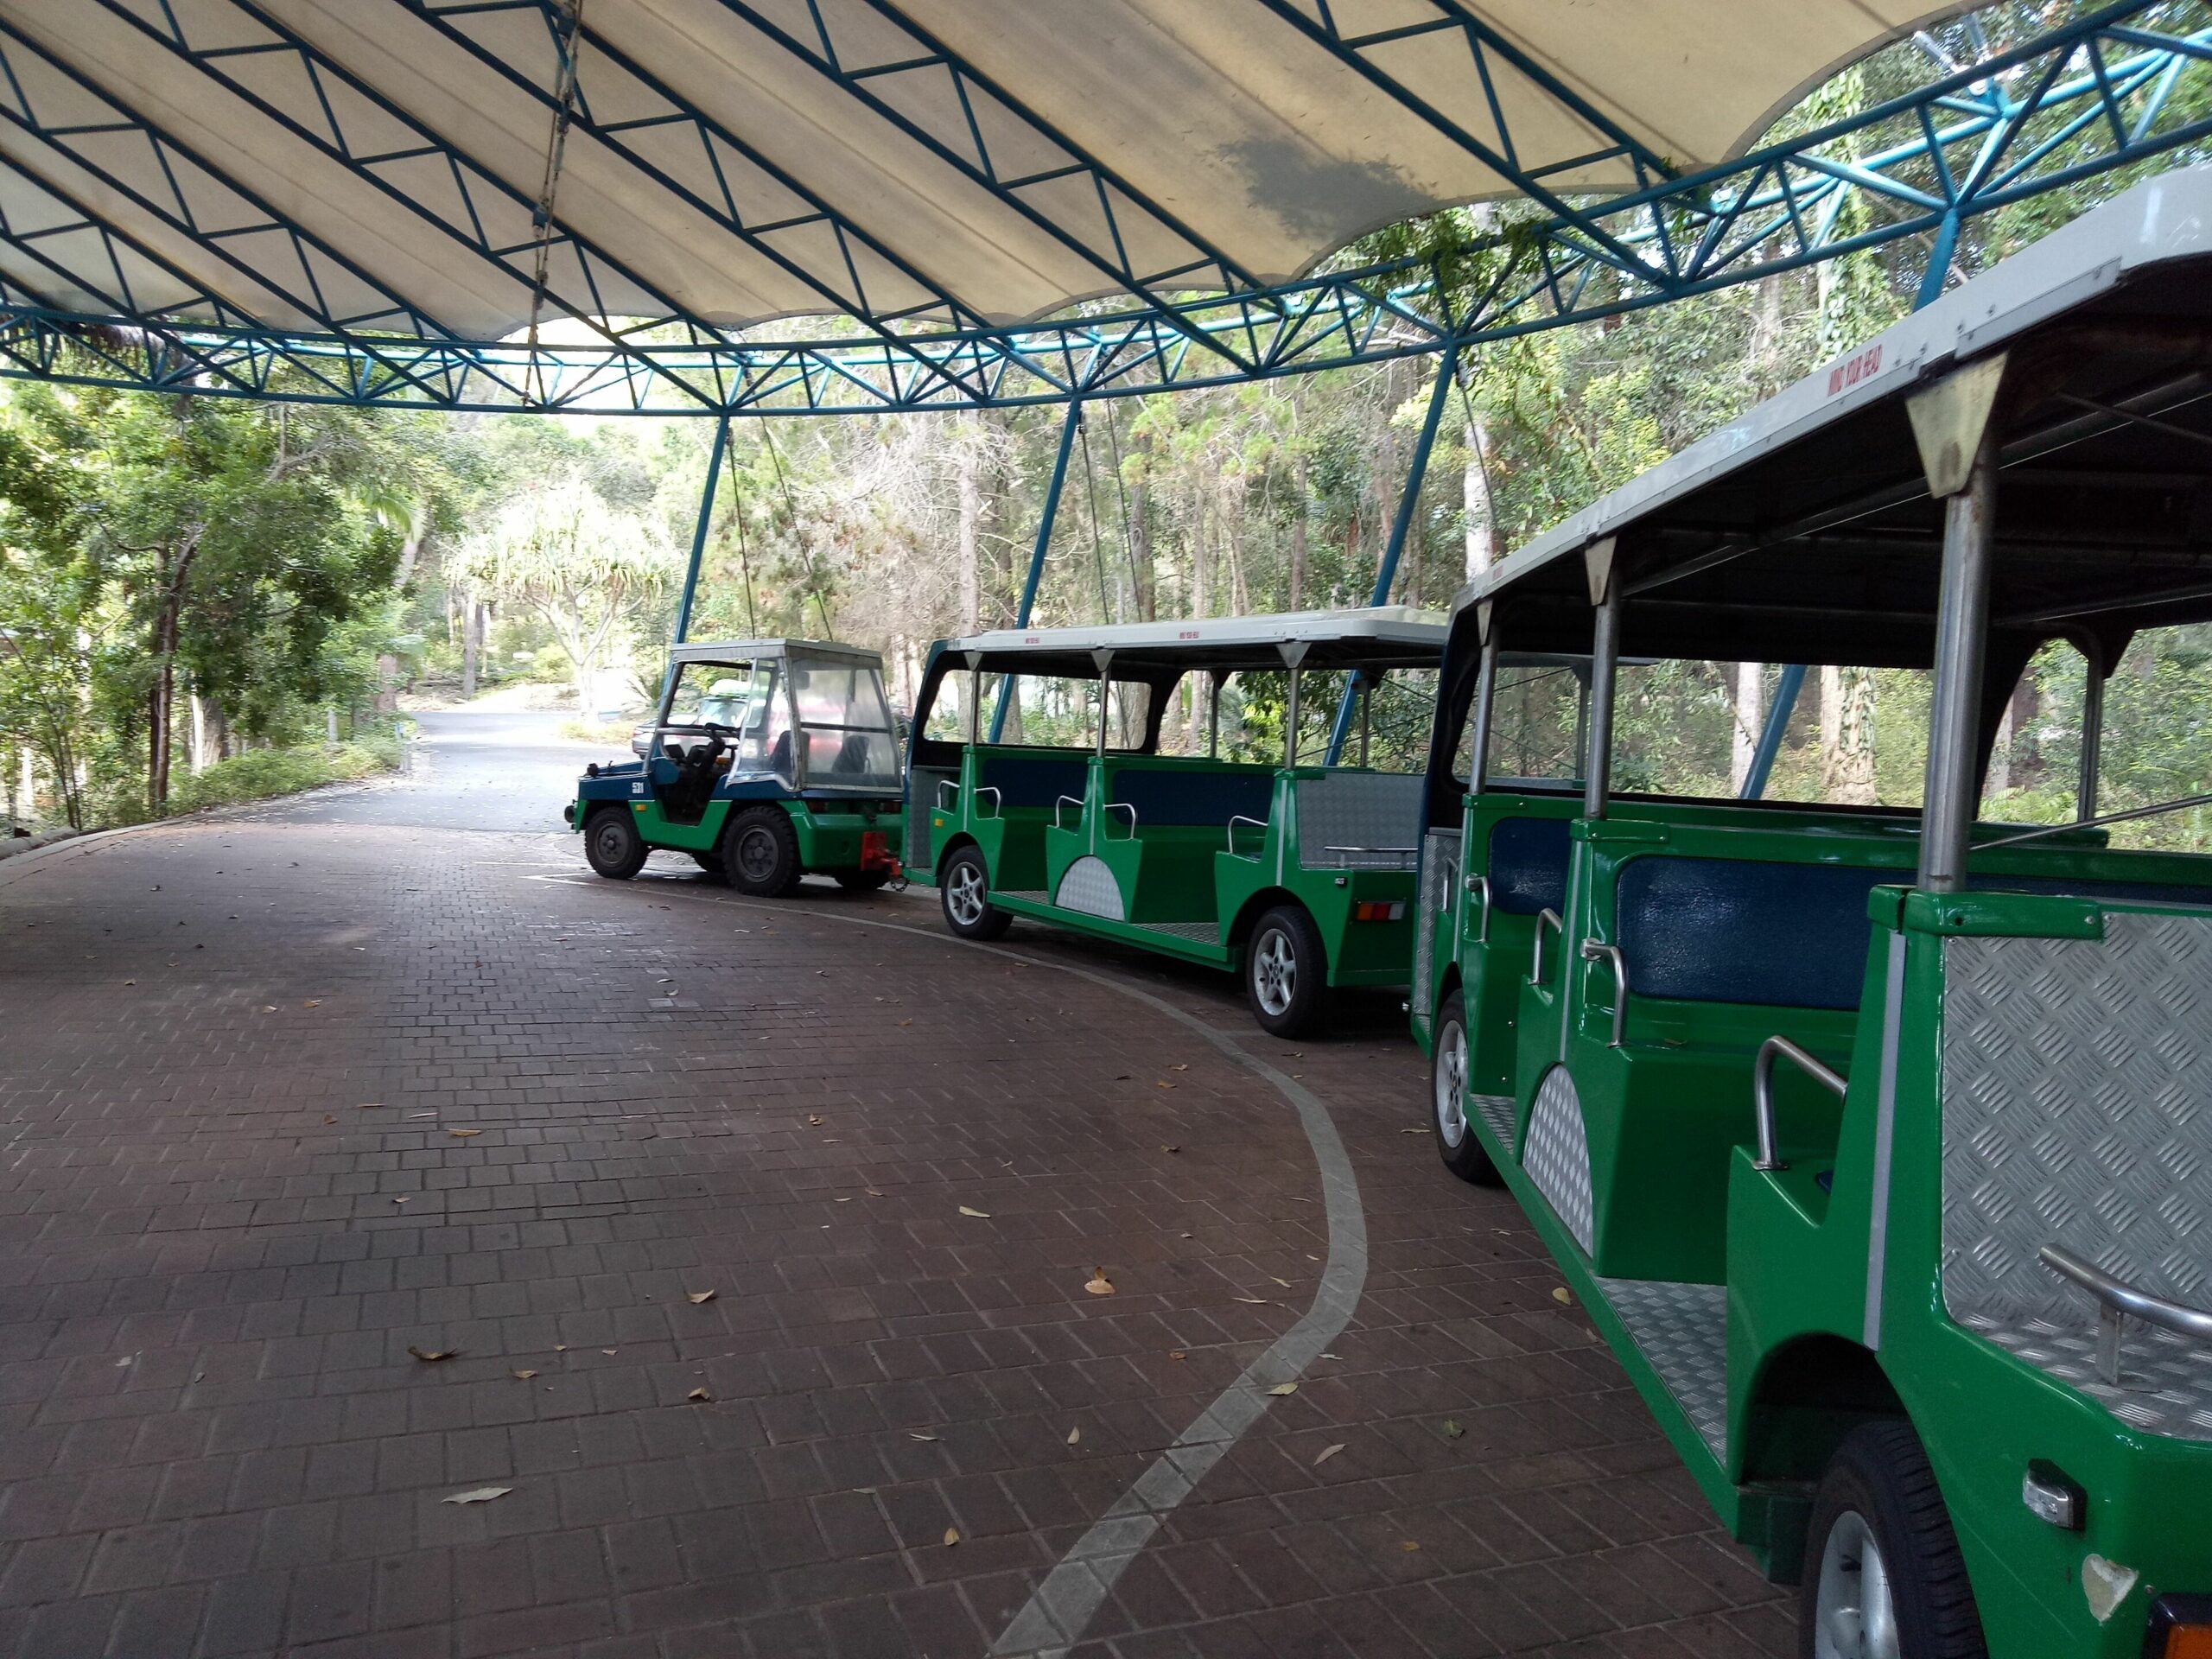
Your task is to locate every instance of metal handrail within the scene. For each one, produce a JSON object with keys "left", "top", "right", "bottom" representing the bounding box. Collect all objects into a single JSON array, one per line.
[
  {"left": 2042, "top": 1243, "right": 2212, "bottom": 1384},
  {"left": 1464, "top": 873, "right": 1489, "bottom": 942},
  {"left": 1052, "top": 794, "right": 1085, "bottom": 830},
  {"left": 1103, "top": 802, "right": 1137, "bottom": 840},
  {"left": 1529, "top": 908, "right": 1562, "bottom": 985},
  {"left": 1751, "top": 1036, "right": 1847, "bottom": 1173},
  {"left": 935, "top": 778, "right": 960, "bottom": 810},
  {"left": 1580, "top": 939, "right": 1628, "bottom": 1047},
  {"left": 1226, "top": 815, "right": 1268, "bottom": 859},
  {"left": 970, "top": 785, "right": 1001, "bottom": 820}
]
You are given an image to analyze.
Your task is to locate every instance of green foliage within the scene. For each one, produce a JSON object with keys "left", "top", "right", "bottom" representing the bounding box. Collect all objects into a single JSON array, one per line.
[{"left": 168, "top": 730, "right": 404, "bottom": 815}]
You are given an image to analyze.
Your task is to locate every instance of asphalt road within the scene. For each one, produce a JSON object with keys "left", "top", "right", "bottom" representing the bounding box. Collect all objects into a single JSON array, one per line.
[{"left": 280, "top": 707, "right": 618, "bottom": 835}]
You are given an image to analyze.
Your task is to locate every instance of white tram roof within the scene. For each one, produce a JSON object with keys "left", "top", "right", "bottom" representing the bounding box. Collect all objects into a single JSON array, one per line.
[
  {"left": 940, "top": 607, "right": 1447, "bottom": 677},
  {"left": 669, "top": 639, "right": 883, "bottom": 667},
  {"left": 1450, "top": 164, "right": 2212, "bottom": 670}
]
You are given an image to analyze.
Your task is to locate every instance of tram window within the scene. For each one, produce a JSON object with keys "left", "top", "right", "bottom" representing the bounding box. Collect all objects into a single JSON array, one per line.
[
  {"left": 1986, "top": 628, "right": 2212, "bottom": 851},
  {"left": 924, "top": 673, "right": 1150, "bottom": 749},
  {"left": 1466, "top": 661, "right": 1586, "bottom": 786}
]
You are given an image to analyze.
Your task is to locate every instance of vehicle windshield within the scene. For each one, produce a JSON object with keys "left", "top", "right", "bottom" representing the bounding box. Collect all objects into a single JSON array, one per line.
[
  {"left": 664, "top": 659, "right": 794, "bottom": 779},
  {"left": 791, "top": 656, "right": 902, "bottom": 789}
]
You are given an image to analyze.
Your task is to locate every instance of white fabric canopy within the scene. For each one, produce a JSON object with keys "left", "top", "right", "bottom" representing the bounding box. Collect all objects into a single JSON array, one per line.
[{"left": 0, "top": 0, "right": 1969, "bottom": 340}]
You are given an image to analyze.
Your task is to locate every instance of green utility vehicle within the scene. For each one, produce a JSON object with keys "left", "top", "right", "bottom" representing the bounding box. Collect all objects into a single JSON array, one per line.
[
  {"left": 566, "top": 639, "right": 903, "bottom": 895},
  {"left": 1411, "top": 170, "right": 2212, "bottom": 1658},
  {"left": 903, "top": 608, "right": 1447, "bottom": 1036}
]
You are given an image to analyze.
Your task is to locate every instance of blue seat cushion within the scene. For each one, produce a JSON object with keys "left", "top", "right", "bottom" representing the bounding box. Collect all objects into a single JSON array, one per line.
[
  {"left": 1110, "top": 768, "right": 1274, "bottom": 827},
  {"left": 1618, "top": 856, "right": 1897, "bottom": 1011},
  {"left": 1489, "top": 817, "right": 1570, "bottom": 917},
  {"left": 978, "top": 753, "right": 1090, "bottom": 810}
]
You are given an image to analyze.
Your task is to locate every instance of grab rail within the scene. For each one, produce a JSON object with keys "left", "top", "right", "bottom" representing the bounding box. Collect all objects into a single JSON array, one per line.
[
  {"left": 1226, "top": 815, "right": 1268, "bottom": 859},
  {"left": 935, "top": 779, "right": 960, "bottom": 810},
  {"left": 1103, "top": 802, "right": 1137, "bottom": 840},
  {"left": 970, "top": 785, "right": 1001, "bottom": 820},
  {"left": 2042, "top": 1244, "right": 2212, "bottom": 1384},
  {"left": 1052, "top": 794, "right": 1085, "bottom": 830},
  {"left": 1463, "top": 873, "right": 1489, "bottom": 942},
  {"left": 1579, "top": 939, "right": 1628, "bottom": 1047},
  {"left": 1751, "top": 1036, "right": 1847, "bottom": 1173},
  {"left": 1529, "top": 908, "right": 1561, "bottom": 985}
]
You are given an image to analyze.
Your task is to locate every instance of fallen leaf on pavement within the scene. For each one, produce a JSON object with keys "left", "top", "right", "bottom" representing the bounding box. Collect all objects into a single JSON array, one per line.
[
  {"left": 408, "top": 1347, "right": 454, "bottom": 1363},
  {"left": 1551, "top": 1287, "right": 1574, "bottom": 1306},
  {"left": 601, "top": 1349, "right": 616, "bottom": 1356},
  {"left": 448, "top": 1128, "right": 481, "bottom": 1138},
  {"left": 1398, "top": 1128, "right": 1425, "bottom": 1135},
  {"left": 687, "top": 1388, "right": 712, "bottom": 1402},
  {"left": 1168, "top": 1351, "right": 1186, "bottom": 1361},
  {"left": 943, "top": 1527, "right": 960, "bottom": 1547},
  {"left": 1266, "top": 1382, "right": 1298, "bottom": 1397},
  {"left": 1065, "top": 1427, "right": 1080, "bottom": 1446},
  {"left": 441, "top": 1486, "right": 511, "bottom": 1506},
  {"left": 1084, "top": 1268, "right": 1115, "bottom": 1296},
  {"left": 1314, "top": 1443, "right": 1344, "bottom": 1466},
  {"left": 687, "top": 1291, "right": 716, "bottom": 1305},
  {"left": 865, "top": 1189, "right": 885, "bottom": 1197},
  {"left": 1232, "top": 1296, "right": 1268, "bottom": 1305},
  {"left": 958, "top": 1206, "right": 991, "bottom": 1218},
  {"left": 1400, "top": 1541, "right": 1422, "bottom": 1553},
  {"left": 511, "top": 1370, "right": 537, "bottom": 1381},
  {"left": 1160, "top": 1145, "right": 1179, "bottom": 1154},
  {"left": 303, "top": 1000, "right": 320, "bottom": 1009},
  {"left": 907, "top": 1432, "right": 939, "bottom": 1442},
  {"left": 1441, "top": 1420, "right": 1465, "bottom": 1440}
]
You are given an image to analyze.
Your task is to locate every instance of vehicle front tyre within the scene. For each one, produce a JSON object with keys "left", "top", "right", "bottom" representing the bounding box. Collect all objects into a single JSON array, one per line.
[
  {"left": 1800, "top": 1422, "right": 1986, "bottom": 1659},
  {"left": 1245, "top": 904, "right": 1327, "bottom": 1039},
  {"left": 1432, "top": 991, "right": 1503, "bottom": 1185},
  {"left": 723, "top": 805, "right": 803, "bottom": 897},
  {"left": 834, "top": 868, "right": 891, "bottom": 893},
  {"left": 939, "top": 846, "right": 1010, "bottom": 940},
  {"left": 583, "top": 808, "right": 649, "bottom": 880}
]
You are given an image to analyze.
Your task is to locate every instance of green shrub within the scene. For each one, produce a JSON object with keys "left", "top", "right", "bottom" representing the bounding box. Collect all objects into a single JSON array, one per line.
[{"left": 169, "top": 732, "right": 404, "bottom": 814}]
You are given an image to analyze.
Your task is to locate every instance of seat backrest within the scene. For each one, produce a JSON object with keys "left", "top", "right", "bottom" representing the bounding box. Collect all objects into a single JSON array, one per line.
[
  {"left": 978, "top": 752, "right": 1089, "bottom": 809},
  {"left": 1616, "top": 855, "right": 1898, "bottom": 1011},
  {"left": 1109, "top": 766, "right": 1274, "bottom": 827},
  {"left": 1941, "top": 911, "right": 2212, "bottom": 1323},
  {"left": 1487, "top": 816, "right": 1570, "bottom": 917},
  {"left": 1296, "top": 772, "right": 1424, "bottom": 869}
]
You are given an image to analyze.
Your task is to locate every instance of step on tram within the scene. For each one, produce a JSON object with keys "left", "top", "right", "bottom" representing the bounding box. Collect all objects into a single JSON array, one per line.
[
  {"left": 901, "top": 608, "right": 1450, "bottom": 1036},
  {"left": 1413, "top": 169, "right": 2212, "bottom": 1658}
]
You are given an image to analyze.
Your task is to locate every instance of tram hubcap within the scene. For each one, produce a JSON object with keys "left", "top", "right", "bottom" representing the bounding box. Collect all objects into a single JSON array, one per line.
[{"left": 1813, "top": 1511, "right": 1899, "bottom": 1659}]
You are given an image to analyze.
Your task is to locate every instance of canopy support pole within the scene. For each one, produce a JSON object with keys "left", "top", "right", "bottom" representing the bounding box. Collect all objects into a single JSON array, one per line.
[
  {"left": 1740, "top": 664, "right": 1805, "bottom": 798},
  {"left": 1586, "top": 574, "right": 1620, "bottom": 819},
  {"left": 1467, "top": 617, "right": 1497, "bottom": 801},
  {"left": 2078, "top": 639, "right": 2105, "bottom": 818},
  {"left": 672, "top": 417, "right": 728, "bottom": 645},
  {"left": 991, "top": 400, "right": 1081, "bottom": 741},
  {"left": 1326, "top": 342, "right": 1459, "bottom": 763}
]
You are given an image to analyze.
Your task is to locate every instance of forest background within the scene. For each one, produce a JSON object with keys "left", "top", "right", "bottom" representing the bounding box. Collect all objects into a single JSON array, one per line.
[{"left": 3, "top": 5, "right": 2207, "bottom": 846}]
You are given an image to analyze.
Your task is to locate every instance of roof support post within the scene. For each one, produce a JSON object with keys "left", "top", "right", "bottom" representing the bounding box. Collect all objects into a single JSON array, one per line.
[
  {"left": 1914, "top": 380, "right": 2003, "bottom": 892},
  {"left": 1327, "top": 343, "right": 1459, "bottom": 761},
  {"left": 672, "top": 418, "right": 730, "bottom": 645},
  {"left": 1584, "top": 540, "right": 1619, "bottom": 820},
  {"left": 1281, "top": 642, "right": 1311, "bottom": 770},
  {"left": 1467, "top": 607, "right": 1497, "bottom": 800},
  {"left": 990, "top": 400, "right": 1080, "bottom": 741}
]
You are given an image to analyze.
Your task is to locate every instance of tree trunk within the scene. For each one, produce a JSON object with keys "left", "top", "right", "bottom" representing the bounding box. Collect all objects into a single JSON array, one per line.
[
  {"left": 1464, "top": 417, "right": 1494, "bottom": 581},
  {"left": 1186, "top": 493, "right": 1211, "bottom": 751},
  {"left": 1224, "top": 474, "right": 1250, "bottom": 613},
  {"left": 1290, "top": 462, "right": 1308, "bottom": 610},
  {"left": 1128, "top": 431, "right": 1154, "bottom": 623},
  {"left": 1822, "top": 665, "right": 1878, "bottom": 804},
  {"left": 956, "top": 418, "right": 982, "bottom": 634},
  {"left": 1730, "top": 662, "right": 1765, "bottom": 794},
  {"left": 461, "top": 598, "right": 481, "bottom": 696}
]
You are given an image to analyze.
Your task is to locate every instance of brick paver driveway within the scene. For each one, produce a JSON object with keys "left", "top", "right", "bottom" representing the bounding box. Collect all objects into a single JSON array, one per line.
[{"left": 0, "top": 710, "right": 1789, "bottom": 1658}]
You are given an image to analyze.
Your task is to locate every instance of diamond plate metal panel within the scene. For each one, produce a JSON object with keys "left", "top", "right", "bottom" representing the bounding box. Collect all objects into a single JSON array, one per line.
[
  {"left": 1600, "top": 1277, "right": 1730, "bottom": 1460},
  {"left": 1053, "top": 855, "right": 1126, "bottom": 920},
  {"left": 1133, "top": 919, "right": 1220, "bottom": 943},
  {"left": 1942, "top": 916, "right": 2212, "bottom": 1322},
  {"left": 1962, "top": 1312, "right": 2212, "bottom": 1440},
  {"left": 1526, "top": 1064, "right": 1594, "bottom": 1255},
  {"left": 1471, "top": 1091, "right": 1516, "bottom": 1152},
  {"left": 1411, "top": 828, "right": 1458, "bottom": 1037},
  {"left": 1295, "top": 773, "right": 1425, "bottom": 870},
  {"left": 908, "top": 767, "right": 952, "bottom": 872}
]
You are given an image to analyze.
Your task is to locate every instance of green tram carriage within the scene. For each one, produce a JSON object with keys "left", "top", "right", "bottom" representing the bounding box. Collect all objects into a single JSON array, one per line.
[
  {"left": 1413, "top": 169, "right": 2212, "bottom": 1658},
  {"left": 902, "top": 608, "right": 1449, "bottom": 1037},
  {"left": 568, "top": 639, "right": 903, "bottom": 894}
]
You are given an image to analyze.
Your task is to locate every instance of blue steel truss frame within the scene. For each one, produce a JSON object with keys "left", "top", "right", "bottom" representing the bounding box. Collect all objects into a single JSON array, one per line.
[{"left": 0, "top": 0, "right": 2207, "bottom": 417}]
